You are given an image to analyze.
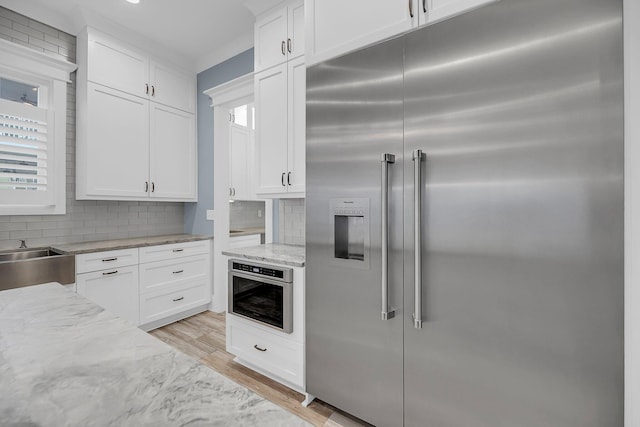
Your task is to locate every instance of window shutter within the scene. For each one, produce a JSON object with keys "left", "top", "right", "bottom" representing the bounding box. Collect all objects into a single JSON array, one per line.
[{"left": 0, "top": 98, "right": 54, "bottom": 205}]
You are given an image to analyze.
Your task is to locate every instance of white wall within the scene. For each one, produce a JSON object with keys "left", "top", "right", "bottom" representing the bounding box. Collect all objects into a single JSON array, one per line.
[{"left": 624, "top": 0, "right": 639, "bottom": 425}]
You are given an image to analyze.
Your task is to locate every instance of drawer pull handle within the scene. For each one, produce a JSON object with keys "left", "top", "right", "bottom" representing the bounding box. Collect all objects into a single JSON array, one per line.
[
  {"left": 254, "top": 344, "right": 267, "bottom": 352},
  {"left": 103, "top": 270, "right": 118, "bottom": 276},
  {"left": 173, "top": 297, "right": 184, "bottom": 302},
  {"left": 173, "top": 270, "right": 184, "bottom": 274},
  {"left": 102, "top": 258, "right": 118, "bottom": 262},
  {"left": 173, "top": 249, "right": 184, "bottom": 253}
]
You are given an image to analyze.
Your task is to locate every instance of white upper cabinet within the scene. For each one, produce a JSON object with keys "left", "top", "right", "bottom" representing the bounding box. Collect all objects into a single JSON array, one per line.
[
  {"left": 77, "top": 27, "right": 197, "bottom": 202},
  {"left": 305, "top": 0, "right": 416, "bottom": 66},
  {"left": 255, "top": 0, "right": 305, "bottom": 73},
  {"left": 149, "top": 104, "right": 197, "bottom": 200},
  {"left": 81, "top": 83, "right": 150, "bottom": 199},
  {"left": 305, "top": 0, "right": 497, "bottom": 66},
  {"left": 150, "top": 61, "right": 196, "bottom": 114},
  {"left": 255, "top": 64, "right": 289, "bottom": 195},
  {"left": 286, "top": 56, "right": 306, "bottom": 194}
]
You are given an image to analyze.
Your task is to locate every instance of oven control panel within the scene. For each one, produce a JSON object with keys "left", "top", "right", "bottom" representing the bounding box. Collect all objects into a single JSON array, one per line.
[{"left": 230, "top": 260, "right": 293, "bottom": 283}]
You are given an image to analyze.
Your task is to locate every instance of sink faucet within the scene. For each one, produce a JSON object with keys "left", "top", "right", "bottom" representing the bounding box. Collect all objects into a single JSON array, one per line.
[{"left": 18, "top": 240, "right": 27, "bottom": 249}]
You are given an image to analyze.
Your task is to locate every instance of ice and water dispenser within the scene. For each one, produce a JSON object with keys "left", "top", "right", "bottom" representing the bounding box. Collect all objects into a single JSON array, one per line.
[{"left": 330, "top": 198, "right": 370, "bottom": 269}]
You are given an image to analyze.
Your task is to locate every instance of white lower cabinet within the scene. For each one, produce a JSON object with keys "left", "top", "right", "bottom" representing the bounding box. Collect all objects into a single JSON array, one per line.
[
  {"left": 75, "top": 240, "right": 212, "bottom": 330},
  {"left": 76, "top": 264, "right": 139, "bottom": 325},
  {"left": 228, "top": 321, "right": 304, "bottom": 388}
]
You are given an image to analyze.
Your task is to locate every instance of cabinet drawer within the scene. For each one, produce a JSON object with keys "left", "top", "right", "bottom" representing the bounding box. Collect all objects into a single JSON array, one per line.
[
  {"left": 227, "top": 321, "right": 303, "bottom": 387},
  {"left": 76, "top": 265, "right": 139, "bottom": 325},
  {"left": 76, "top": 248, "right": 139, "bottom": 274},
  {"left": 139, "top": 254, "right": 210, "bottom": 294},
  {"left": 139, "top": 240, "right": 209, "bottom": 263},
  {"left": 140, "top": 281, "right": 210, "bottom": 325}
]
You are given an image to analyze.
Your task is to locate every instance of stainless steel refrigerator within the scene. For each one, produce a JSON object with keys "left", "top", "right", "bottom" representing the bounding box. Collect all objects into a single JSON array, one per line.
[{"left": 305, "top": 0, "right": 623, "bottom": 425}]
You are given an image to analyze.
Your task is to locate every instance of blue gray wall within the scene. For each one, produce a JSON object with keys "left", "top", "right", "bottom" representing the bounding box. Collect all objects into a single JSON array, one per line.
[{"left": 184, "top": 49, "right": 254, "bottom": 235}]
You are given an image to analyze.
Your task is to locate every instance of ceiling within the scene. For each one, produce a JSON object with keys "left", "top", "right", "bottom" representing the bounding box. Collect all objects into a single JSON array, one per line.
[{"left": 0, "top": 0, "right": 258, "bottom": 72}]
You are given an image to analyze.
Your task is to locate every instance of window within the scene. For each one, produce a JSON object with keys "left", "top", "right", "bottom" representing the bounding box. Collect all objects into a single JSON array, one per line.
[{"left": 0, "top": 40, "right": 76, "bottom": 215}]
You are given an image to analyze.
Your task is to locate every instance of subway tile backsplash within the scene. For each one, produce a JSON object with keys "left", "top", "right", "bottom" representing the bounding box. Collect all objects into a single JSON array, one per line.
[
  {"left": 278, "top": 199, "right": 305, "bottom": 246},
  {"left": 0, "top": 7, "right": 184, "bottom": 251}
]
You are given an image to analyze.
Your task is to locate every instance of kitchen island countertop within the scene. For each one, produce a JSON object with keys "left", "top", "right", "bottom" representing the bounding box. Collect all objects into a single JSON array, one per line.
[
  {"left": 222, "top": 243, "right": 305, "bottom": 267},
  {"left": 0, "top": 283, "right": 309, "bottom": 426}
]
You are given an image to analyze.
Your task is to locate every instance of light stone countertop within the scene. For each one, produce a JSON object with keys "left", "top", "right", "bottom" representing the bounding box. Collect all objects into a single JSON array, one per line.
[
  {"left": 229, "top": 227, "right": 266, "bottom": 238},
  {"left": 51, "top": 233, "right": 212, "bottom": 255},
  {"left": 222, "top": 243, "right": 305, "bottom": 267},
  {"left": 0, "top": 283, "right": 310, "bottom": 427}
]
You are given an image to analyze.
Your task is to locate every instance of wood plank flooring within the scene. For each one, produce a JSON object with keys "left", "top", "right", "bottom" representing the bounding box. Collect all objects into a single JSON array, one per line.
[{"left": 149, "top": 311, "right": 369, "bottom": 427}]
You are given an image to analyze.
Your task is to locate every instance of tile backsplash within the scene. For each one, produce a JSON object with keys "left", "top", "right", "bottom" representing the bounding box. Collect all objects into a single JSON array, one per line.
[
  {"left": 278, "top": 199, "right": 304, "bottom": 246},
  {"left": 0, "top": 7, "right": 184, "bottom": 250},
  {"left": 229, "top": 200, "right": 265, "bottom": 230}
]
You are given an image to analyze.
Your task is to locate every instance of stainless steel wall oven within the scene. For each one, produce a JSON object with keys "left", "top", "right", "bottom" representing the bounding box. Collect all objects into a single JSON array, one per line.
[{"left": 228, "top": 259, "right": 293, "bottom": 333}]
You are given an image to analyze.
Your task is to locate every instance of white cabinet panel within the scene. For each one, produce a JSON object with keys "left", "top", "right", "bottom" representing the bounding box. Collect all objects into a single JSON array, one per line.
[
  {"left": 139, "top": 254, "right": 209, "bottom": 294},
  {"left": 140, "top": 282, "right": 210, "bottom": 325},
  {"left": 306, "top": 0, "right": 416, "bottom": 66},
  {"left": 229, "top": 123, "right": 251, "bottom": 200},
  {"left": 149, "top": 104, "right": 197, "bottom": 200},
  {"left": 87, "top": 32, "right": 148, "bottom": 98},
  {"left": 228, "top": 321, "right": 304, "bottom": 388},
  {"left": 288, "top": 0, "right": 305, "bottom": 60},
  {"left": 287, "top": 56, "right": 306, "bottom": 194},
  {"left": 76, "top": 248, "right": 139, "bottom": 274},
  {"left": 77, "top": 265, "right": 139, "bottom": 325},
  {"left": 83, "top": 83, "right": 149, "bottom": 199},
  {"left": 150, "top": 61, "right": 195, "bottom": 113},
  {"left": 255, "top": 64, "right": 289, "bottom": 195},
  {"left": 255, "top": 7, "right": 288, "bottom": 72},
  {"left": 228, "top": 234, "right": 261, "bottom": 248},
  {"left": 139, "top": 240, "right": 210, "bottom": 263}
]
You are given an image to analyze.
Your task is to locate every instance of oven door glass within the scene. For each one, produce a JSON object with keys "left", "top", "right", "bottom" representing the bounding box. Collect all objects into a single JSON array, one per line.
[{"left": 232, "top": 274, "right": 284, "bottom": 329}]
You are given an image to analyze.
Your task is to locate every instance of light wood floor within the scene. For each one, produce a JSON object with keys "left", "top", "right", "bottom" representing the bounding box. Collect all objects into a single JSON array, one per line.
[{"left": 149, "top": 311, "right": 369, "bottom": 427}]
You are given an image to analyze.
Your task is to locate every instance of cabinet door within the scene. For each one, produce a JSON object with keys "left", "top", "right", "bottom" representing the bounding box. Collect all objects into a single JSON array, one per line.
[
  {"left": 230, "top": 122, "right": 251, "bottom": 200},
  {"left": 306, "top": 0, "right": 417, "bottom": 66},
  {"left": 87, "top": 32, "right": 149, "bottom": 98},
  {"left": 287, "top": 0, "right": 305, "bottom": 60},
  {"left": 255, "top": 6, "right": 288, "bottom": 72},
  {"left": 255, "top": 64, "right": 289, "bottom": 196},
  {"left": 149, "top": 103, "right": 197, "bottom": 200},
  {"left": 150, "top": 61, "right": 195, "bottom": 113},
  {"left": 422, "top": 0, "right": 497, "bottom": 25},
  {"left": 287, "top": 56, "right": 306, "bottom": 194},
  {"left": 84, "top": 83, "right": 150, "bottom": 199},
  {"left": 76, "top": 265, "right": 139, "bottom": 325}
]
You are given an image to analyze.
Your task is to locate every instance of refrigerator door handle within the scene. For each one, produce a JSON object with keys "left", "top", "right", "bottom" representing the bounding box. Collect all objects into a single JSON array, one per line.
[
  {"left": 381, "top": 153, "right": 396, "bottom": 320},
  {"left": 413, "top": 149, "right": 424, "bottom": 329}
]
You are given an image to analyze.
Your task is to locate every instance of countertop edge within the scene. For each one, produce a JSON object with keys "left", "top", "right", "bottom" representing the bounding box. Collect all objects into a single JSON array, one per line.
[{"left": 51, "top": 234, "right": 213, "bottom": 255}]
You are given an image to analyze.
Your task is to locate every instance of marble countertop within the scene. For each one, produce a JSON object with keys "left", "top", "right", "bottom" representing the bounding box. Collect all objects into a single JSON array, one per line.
[
  {"left": 0, "top": 283, "right": 310, "bottom": 427},
  {"left": 51, "top": 233, "right": 212, "bottom": 255},
  {"left": 222, "top": 243, "right": 305, "bottom": 267}
]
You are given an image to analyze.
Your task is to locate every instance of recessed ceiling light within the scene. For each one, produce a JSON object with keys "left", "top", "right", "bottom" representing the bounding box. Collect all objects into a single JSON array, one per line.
[{"left": 126, "top": 0, "right": 140, "bottom": 4}]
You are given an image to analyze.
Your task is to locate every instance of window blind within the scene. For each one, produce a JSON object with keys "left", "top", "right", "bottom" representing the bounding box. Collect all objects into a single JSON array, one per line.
[{"left": 0, "top": 98, "right": 53, "bottom": 204}]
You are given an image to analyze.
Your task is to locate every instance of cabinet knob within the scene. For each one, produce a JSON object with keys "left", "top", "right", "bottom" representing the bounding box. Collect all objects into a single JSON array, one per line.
[
  {"left": 281, "top": 172, "right": 286, "bottom": 187},
  {"left": 151, "top": 182, "right": 155, "bottom": 193},
  {"left": 254, "top": 344, "right": 267, "bottom": 352},
  {"left": 409, "top": 0, "right": 414, "bottom": 17},
  {"left": 287, "top": 38, "right": 292, "bottom": 53},
  {"left": 287, "top": 171, "right": 291, "bottom": 186},
  {"left": 423, "top": 0, "right": 427, "bottom": 13},
  {"left": 145, "top": 83, "right": 149, "bottom": 95},
  {"left": 151, "top": 85, "right": 155, "bottom": 97},
  {"left": 281, "top": 40, "right": 286, "bottom": 56},
  {"left": 145, "top": 181, "right": 149, "bottom": 192}
]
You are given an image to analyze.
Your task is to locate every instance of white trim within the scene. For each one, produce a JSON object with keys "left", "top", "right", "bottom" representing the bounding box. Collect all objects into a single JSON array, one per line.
[
  {"left": 0, "top": 39, "right": 77, "bottom": 82},
  {"left": 0, "top": 39, "right": 76, "bottom": 216},
  {"left": 625, "top": 0, "right": 639, "bottom": 425},
  {"left": 204, "top": 73, "right": 255, "bottom": 107}
]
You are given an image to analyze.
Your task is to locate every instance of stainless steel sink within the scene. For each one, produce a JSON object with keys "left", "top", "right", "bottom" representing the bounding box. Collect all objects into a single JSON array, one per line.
[{"left": 0, "top": 248, "right": 75, "bottom": 292}]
